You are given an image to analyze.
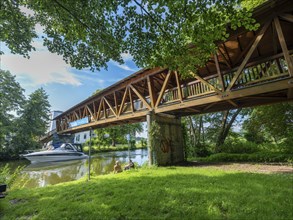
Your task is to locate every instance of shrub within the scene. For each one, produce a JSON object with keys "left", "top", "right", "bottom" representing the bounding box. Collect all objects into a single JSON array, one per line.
[
  {"left": 186, "top": 144, "right": 212, "bottom": 157},
  {"left": 220, "top": 140, "right": 260, "bottom": 154},
  {"left": 194, "top": 152, "right": 293, "bottom": 163},
  {"left": 0, "top": 164, "right": 24, "bottom": 189}
]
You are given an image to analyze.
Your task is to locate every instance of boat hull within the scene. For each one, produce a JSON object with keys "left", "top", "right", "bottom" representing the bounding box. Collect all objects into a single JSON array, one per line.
[{"left": 23, "top": 152, "right": 88, "bottom": 163}]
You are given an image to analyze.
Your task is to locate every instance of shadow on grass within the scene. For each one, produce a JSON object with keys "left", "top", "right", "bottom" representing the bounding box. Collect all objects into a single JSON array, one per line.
[{"left": 1, "top": 168, "right": 292, "bottom": 220}]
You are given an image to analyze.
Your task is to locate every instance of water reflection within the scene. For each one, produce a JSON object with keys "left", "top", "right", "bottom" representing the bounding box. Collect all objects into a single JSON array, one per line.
[{"left": 18, "top": 148, "right": 148, "bottom": 188}]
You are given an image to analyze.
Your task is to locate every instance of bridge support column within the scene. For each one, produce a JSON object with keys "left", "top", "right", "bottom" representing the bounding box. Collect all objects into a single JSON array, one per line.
[{"left": 147, "top": 112, "right": 185, "bottom": 166}]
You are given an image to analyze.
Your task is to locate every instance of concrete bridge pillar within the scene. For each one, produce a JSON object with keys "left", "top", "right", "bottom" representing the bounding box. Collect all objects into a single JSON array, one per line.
[{"left": 147, "top": 112, "right": 185, "bottom": 166}]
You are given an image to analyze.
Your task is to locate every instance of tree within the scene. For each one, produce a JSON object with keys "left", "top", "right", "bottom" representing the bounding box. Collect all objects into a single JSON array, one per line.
[
  {"left": 2, "top": 0, "right": 261, "bottom": 76},
  {"left": 183, "top": 107, "right": 250, "bottom": 156},
  {"left": 0, "top": 1, "right": 37, "bottom": 57},
  {"left": 94, "top": 123, "right": 143, "bottom": 147},
  {"left": 0, "top": 70, "right": 25, "bottom": 150},
  {"left": 12, "top": 88, "right": 51, "bottom": 152},
  {"left": 215, "top": 109, "right": 243, "bottom": 151},
  {"left": 243, "top": 103, "right": 293, "bottom": 144}
]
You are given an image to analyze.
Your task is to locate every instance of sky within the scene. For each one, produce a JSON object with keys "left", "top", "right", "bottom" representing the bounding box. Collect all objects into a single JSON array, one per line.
[
  {"left": 0, "top": 33, "right": 148, "bottom": 137},
  {"left": 1, "top": 40, "right": 139, "bottom": 112}
]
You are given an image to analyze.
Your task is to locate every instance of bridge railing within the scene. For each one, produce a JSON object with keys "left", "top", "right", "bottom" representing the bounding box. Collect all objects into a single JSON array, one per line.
[
  {"left": 226, "top": 54, "right": 291, "bottom": 89},
  {"left": 158, "top": 53, "right": 291, "bottom": 105}
]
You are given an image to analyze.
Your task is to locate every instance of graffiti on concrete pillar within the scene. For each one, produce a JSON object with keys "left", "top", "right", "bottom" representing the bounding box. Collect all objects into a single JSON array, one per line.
[{"left": 160, "top": 138, "right": 171, "bottom": 153}]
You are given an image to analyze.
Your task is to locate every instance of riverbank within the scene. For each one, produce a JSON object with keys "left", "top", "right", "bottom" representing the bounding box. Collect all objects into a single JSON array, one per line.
[
  {"left": 1, "top": 164, "right": 292, "bottom": 219},
  {"left": 82, "top": 144, "right": 147, "bottom": 154}
]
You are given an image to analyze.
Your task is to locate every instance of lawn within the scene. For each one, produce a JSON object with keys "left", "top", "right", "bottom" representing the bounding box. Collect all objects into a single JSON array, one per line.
[{"left": 0, "top": 166, "right": 292, "bottom": 219}]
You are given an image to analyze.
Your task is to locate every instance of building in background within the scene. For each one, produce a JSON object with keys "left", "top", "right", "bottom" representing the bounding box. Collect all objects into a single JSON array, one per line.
[
  {"left": 48, "top": 110, "right": 63, "bottom": 132},
  {"left": 74, "top": 130, "right": 95, "bottom": 144}
]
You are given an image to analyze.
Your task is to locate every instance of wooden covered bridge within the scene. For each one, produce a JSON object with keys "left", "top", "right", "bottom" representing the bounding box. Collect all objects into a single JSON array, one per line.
[{"left": 54, "top": 0, "right": 293, "bottom": 165}]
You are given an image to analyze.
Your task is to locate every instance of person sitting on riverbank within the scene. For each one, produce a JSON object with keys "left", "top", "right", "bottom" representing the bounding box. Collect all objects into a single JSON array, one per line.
[
  {"left": 114, "top": 160, "right": 122, "bottom": 173},
  {"left": 124, "top": 160, "right": 135, "bottom": 170}
]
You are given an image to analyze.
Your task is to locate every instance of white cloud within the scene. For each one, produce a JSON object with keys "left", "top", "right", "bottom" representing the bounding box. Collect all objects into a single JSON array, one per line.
[
  {"left": 111, "top": 61, "right": 137, "bottom": 72},
  {"left": 121, "top": 52, "right": 133, "bottom": 61},
  {"left": 75, "top": 73, "right": 106, "bottom": 85},
  {"left": 1, "top": 45, "right": 82, "bottom": 87}
]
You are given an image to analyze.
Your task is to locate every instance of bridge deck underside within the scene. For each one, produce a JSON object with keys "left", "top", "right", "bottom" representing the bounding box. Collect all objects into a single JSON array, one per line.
[{"left": 55, "top": 0, "right": 293, "bottom": 134}]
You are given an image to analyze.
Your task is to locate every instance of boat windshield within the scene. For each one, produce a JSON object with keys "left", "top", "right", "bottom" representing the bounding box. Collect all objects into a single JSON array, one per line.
[{"left": 60, "top": 143, "right": 76, "bottom": 151}]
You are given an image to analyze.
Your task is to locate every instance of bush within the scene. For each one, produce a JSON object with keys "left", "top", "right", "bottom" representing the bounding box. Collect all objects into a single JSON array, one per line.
[
  {"left": 193, "top": 152, "right": 293, "bottom": 163},
  {"left": 221, "top": 137, "right": 260, "bottom": 154},
  {"left": 0, "top": 164, "right": 24, "bottom": 188},
  {"left": 186, "top": 144, "right": 212, "bottom": 158}
]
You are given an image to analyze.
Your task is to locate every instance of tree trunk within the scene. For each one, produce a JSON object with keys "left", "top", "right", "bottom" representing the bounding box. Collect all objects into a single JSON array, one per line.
[
  {"left": 202, "top": 118, "right": 205, "bottom": 144},
  {"left": 216, "top": 108, "right": 242, "bottom": 151},
  {"left": 198, "top": 116, "right": 203, "bottom": 145},
  {"left": 188, "top": 116, "right": 197, "bottom": 146},
  {"left": 111, "top": 139, "right": 116, "bottom": 147}
]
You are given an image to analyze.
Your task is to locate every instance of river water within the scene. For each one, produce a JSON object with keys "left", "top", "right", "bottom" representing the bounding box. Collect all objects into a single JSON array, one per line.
[{"left": 1, "top": 149, "right": 148, "bottom": 188}]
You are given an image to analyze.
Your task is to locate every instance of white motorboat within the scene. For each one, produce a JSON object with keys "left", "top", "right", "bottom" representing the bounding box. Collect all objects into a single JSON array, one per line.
[{"left": 23, "top": 143, "right": 88, "bottom": 163}]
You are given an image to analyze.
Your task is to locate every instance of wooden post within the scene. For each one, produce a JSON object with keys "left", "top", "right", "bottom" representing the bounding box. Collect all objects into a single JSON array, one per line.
[
  {"left": 174, "top": 71, "right": 183, "bottom": 102},
  {"left": 274, "top": 17, "right": 293, "bottom": 76},
  {"left": 226, "top": 20, "right": 271, "bottom": 91},
  {"left": 88, "top": 127, "right": 92, "bottom": 181},
  {"left": 146, "top": 111, "right": 153, "bottom": 166},
  {"left": 214, "top": 54, "right": 225, "bottom": 91}
]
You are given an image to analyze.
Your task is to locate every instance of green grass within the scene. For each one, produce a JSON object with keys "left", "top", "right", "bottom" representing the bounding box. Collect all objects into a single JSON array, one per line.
[{"left": 1, "top": 166, "right": 292, "bottom": 220}]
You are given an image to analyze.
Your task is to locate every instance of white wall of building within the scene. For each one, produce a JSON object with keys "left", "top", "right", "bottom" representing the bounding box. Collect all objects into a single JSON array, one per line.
[
  {"left": 74, "top": 131, "right": 95, "bottom": 144},
  {"left": 48, "top": 110, "right": 63, "bottom": 132}
]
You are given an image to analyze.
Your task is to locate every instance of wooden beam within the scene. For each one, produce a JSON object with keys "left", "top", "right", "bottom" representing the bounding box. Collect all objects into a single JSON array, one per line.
[
  {"left": 190, "top": 72, "right": 221, "bottom": 94},
  {"left": 74, "top": 111, "right": 79, "bottom": 120},
  {"left": 83, "top": 107, "right": 88, "bottom": 118},
  {"left": 186, "top": 107, "right": 201, "bottom": 113},
  {"left": 226, "top": 20, "right": 271, "bottom": 91},
  {"left": 93, "top": 101, "right": 97, "bottom": 120},
  {"left": 118, "top": 88, "right": 129, "bottom": 116},
  {"left": 203, "top": 103, "right": 215, "bottom": 111},
  {"left": 155, "top": 70, "right": 172, "bottom": 108},
  {"left": 174, "top": 71, "right": 183, "bottom": 102},
  {"left": 274, "top": 17, "right": 293, "bottom": 76},
  {"left": 223, "top": 43, "right": 233, "bottom": 67},
  {"left": 104, "top": 97, "right": 117, "bottom": 117},
  {"left": 102, "top": 98, "right": 106, "bottom": 119},
  {"left": 86, "top": 105, "right": 94, "bottom": 121},
  {"left": 97, "top": 99, "right": 103, "bottom": 120},
  {"left": 113, "top": 92, "right": 118, "bottom": 115},
  {"left": 131, "top": 83, "right": 147, "bottom": 93},
  {"left": 154, "top": 74, "right": 173, "bottom": 87},
  {"left": 129, "top": 87, "right": 134, "bottom": 113},
  {"left": 227, "top": 100, "right": 238, "bottom": 107},
  {"left": 272, "top": 20, "right": 278, "bottom": 55},
  {"left": 218, "top": 47, "right": 232, "bottom": 69},
  {"left": 279, "top": 14, "right": 293, "bottom": 23},
  {"left": 129, "top": 85, "right": 152, "bottom": 110},
  {"left": 214, "top": 54, "right": 225, "bottom": 91},
  {"left": 147, "top": 75, "right": 157, "bottom": 108},
  {"left": 245, "top": 96, "right": 287, "bottom": 100},
  {"left": 288, "top": 88, "right": 293, "bottom": 99}
]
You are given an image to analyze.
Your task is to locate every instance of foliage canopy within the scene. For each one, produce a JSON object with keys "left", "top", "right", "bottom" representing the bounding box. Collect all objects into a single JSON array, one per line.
[{"left": 1, "top": 0, "right": 263, "bottom": 76}]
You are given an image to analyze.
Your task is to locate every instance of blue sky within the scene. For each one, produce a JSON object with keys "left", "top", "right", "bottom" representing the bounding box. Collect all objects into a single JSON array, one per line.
[
  {"left": 1, "top": 41, "right": 140, "bottom": 112},
  {"left": 1, "top": 37, "right": 148, "bottom": 138}
]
